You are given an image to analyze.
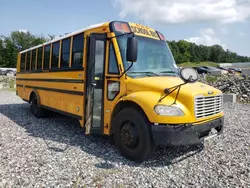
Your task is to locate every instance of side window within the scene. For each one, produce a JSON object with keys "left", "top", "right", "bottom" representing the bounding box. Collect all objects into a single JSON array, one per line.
[
  {"left": 31, "top": 49, "right": 36, "bottom": 71},
  {"left": 108, "top": 43, "right": 119, "bottom": 74},
  {"left": 51, "top": 41, "right": 60, "bottom": 68},
  {"left": 61, "top": 38, "right": 71, "bottom": 68},
  {"left": 44, "top": 44, "right": 50, "bottom": 69},
  {"left": 20, "top": 53, "right": 26, "bottom": 72},
  {"left": 95, "top": 40, "right": 105, "bottom": 77},
  {"left": 26, "top": 51, "right": 31, "bottom": 71},
  {"left": 37, "top": 47, "right": 43, "bottom": 70},
  {"left": 72, "top": 33, "right": 84, "bottom": 67}
]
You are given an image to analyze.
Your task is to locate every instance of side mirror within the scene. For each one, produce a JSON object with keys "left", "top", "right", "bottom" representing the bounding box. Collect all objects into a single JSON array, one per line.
[
  {"left": 180, "top": 67, "right": 198, "bottom": 83},
  {"left": 126, "top": 37, "right": 138, "bottom": 62}
]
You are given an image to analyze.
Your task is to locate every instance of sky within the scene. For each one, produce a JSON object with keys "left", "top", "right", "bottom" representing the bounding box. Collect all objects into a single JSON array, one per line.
[{"left": 0, "top": 0, "right": 250, "bottom": 56}]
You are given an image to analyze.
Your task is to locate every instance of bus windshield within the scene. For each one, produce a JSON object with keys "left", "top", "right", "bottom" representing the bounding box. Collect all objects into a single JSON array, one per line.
[{"left": 117, "top": 35, "right": 179, "bottom": 77}]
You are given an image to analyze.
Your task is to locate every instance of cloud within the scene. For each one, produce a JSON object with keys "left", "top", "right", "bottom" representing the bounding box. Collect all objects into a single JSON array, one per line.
[
  {"left": 18, "top": 29, "right": 28, "bottom": 33},
  {"left": 185, "top": 28, "right": 227, "bottom": 49},
  {"left": 220, "top": 28, "right": 228, "bottom": 35},
  {"left": 239, "top": 31, "right": 247, "bottom": 36},
  {"left": 115, "top": 0, "right": 250, "bottom": 24}
]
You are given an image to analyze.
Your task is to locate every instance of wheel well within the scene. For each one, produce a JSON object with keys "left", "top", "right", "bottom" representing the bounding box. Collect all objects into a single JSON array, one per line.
[{"left": 110, "top": 100, "right": 149, "bottom": 134}]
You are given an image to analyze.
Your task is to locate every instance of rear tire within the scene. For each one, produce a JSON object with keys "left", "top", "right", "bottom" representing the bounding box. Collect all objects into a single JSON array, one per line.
[
  {"left": 30, "top": 94, "right": 44, "bottom": 118},
  {"left": 113, "top": 108, "right": 155, "bottom": 162}
]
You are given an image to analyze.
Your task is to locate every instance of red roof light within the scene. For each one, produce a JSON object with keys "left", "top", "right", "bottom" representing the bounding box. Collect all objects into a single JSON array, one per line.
[
  {"left": 113, "top": 22, "right": 131, "bottom": 33},
  {"left": 157, "top": 31, "right": 166, "bottom": 41}
]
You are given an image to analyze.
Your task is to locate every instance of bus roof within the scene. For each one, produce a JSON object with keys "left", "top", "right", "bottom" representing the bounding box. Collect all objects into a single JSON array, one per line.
[
  {"left": 20, "top": 22, "right": 108, "bottom": 54},
  {"left": 20, "top": 21, "right": 164, "bottom": 54}
]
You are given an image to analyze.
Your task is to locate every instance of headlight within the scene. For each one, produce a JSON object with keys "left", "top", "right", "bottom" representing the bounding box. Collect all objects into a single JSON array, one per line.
[{"left": 154, "top": 105, "right": 184, "bottom": 116}]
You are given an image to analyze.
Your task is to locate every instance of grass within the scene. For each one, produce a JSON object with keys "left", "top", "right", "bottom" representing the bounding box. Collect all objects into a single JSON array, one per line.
[
  {"left": 178, "top": 61, "right": 219, "bottom": 68},
  {"left": 205, "top": 75, "right": 218, "bottom": 82},
  {"left": 8, "top": 87, "right": 16, "bottom": 92},
  {"left": 9, "top": 78, "right": 15, "bottom": 89}
]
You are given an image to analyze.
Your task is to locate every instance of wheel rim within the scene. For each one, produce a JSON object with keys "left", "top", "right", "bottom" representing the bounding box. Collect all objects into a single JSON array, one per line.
[{"left": 120, "top": 121, "right": 139, "bottom": 149}]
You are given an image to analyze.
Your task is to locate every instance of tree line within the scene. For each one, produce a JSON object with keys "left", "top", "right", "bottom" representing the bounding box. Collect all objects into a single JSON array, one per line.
[
  {"left": 0, "top": 31, "right": 53, "bottom": 68},
  {"left": 0, "top": 31, "right": 250, "bottom": 68},
  {"left": 167, "top": 40, "right": 250, "bottom": 64}
]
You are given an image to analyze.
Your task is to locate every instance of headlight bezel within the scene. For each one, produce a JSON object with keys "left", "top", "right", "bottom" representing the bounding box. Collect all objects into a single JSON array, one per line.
[{"left": 154, "top": 105, "right": 184, "bottom": 116}]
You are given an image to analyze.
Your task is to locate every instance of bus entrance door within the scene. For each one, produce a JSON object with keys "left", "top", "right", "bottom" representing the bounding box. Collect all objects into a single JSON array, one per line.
[{"left": 85, "top": 33, "right": 106, "bottom": 134}]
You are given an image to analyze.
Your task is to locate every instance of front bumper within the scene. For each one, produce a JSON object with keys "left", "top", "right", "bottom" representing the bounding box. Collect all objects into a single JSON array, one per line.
[{"left": 151, "top": 116, "right": 224, "bottom": 146}]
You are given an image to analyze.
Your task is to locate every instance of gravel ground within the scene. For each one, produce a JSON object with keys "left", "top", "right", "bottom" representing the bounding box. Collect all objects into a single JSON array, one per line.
[{"left": 0, "top": 90, "right": 249, "bottom": 187}]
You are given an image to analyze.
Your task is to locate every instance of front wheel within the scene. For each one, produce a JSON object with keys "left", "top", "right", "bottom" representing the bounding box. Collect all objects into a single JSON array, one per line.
[{"left": 113, "top": 108, "right": 155, "bottom": 162}]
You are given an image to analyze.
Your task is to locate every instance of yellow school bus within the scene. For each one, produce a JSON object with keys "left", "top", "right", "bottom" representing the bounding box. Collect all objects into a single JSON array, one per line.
[{"left": 16, "top": 21, "right": 224, "bottom": 162}]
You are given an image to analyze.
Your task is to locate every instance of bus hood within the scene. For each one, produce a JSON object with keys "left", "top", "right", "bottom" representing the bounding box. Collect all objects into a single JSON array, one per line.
[
  {"left": 124, "top": 76, "right": 223, "bottom": 124},
  {"left": 126, "top": 76, "right": 222, "bottom": 102}
]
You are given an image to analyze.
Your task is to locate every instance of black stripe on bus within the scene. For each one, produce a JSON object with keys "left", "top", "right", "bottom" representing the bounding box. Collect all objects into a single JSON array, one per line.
[
  {"left": 17, "top": 84, "right": 84, "bottom": 96},
  {"left": 41, "top": 105, "right": 82, "bottom": 120},
  {"left": 17, "top": 67, "right": 84, "bottom": 74},
  {"left": 16, "top": 78, "right": 84, "bottom": 83}
]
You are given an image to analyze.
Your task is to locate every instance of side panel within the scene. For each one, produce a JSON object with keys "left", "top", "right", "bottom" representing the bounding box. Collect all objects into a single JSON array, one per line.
[
  {"left": 102, "top": 33, "right": 127, "bottom": 135},
  {"left": 16, "top": 70, "right": 85, "bottom": 120},
  {"left": 16, "top": 25, "right": 110, "bottom": 128}
]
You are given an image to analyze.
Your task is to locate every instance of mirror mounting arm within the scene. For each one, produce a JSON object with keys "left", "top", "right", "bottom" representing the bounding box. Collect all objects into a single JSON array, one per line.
[
  {"left": 158, "top": 82, "right": 187, "bottom": 103},
  {"left": 118, "top": 62, "right": 133, "bottom": 79}
]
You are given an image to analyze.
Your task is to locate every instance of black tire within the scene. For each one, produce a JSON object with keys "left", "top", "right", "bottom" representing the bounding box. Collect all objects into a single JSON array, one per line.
[
  {"left": 113, "top": 108, "right": 155, "bottom": 162},
  {"left": 30, "top": 94, "right": 44, "bottom": 118}
]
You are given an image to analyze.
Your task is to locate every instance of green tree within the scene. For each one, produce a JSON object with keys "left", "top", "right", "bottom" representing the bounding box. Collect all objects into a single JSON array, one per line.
[
  {"left": 167, "top": 40, "right": 181, "bottom": 63},
  {"left": 189, "top": 43, "right": 202, "bottom": 62},
  {"left": 177, "top": 40, "right": 191, "bottom": 63},
  {"left": 0, "top": 31, "right": 46, "bottom": 68},
  {"left": 209, "top": 45, "right": 225, "bottom": 62},
  {"left": 10, "top": 31, "right": 46, "bottom": 51},
  {"left": 2, "top": 37, "right": 18, "bottom": 67},
  {"left": 0, "top": 38, "right": 4, "bottom": 65}
]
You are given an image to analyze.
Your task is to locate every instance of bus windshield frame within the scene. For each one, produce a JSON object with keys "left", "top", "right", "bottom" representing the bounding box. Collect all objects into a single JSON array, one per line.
[{"left": 116, "top": 34, "right": 179, "bottom": 78}]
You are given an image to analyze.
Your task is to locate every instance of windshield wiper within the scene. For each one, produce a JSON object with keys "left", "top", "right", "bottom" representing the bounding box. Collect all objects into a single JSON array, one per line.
[
  {"left": 160, "top": 71, "right": 178, "bottom": 74},
  {"left": 159, "top": 71, "right": 178, "bottom": 76},
  {"left": 128, "top": 71, "right": 159, "bottom": 76}
]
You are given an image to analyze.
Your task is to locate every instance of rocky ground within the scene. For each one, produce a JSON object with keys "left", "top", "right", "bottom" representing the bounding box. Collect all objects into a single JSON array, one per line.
[
  {"left": 199, "top": 73, "right": 250, "bottom": 103},
  {"left": 0, "top": 90, "right": 249, "bottom": 187}
]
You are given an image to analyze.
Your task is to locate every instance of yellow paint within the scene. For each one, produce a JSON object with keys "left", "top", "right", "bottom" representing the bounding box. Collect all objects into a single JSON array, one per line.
[
  {"left": 16, "top": 21, "right": 224, "bottom": 138},
  {"left": 120, "top": 76, "right": 223, "bottom": 124}
]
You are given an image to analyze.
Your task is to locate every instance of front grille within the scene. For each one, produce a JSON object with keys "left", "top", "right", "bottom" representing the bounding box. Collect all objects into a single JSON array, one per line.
[{"left": 195, "top": 95, "right": 223, "bottom": 119}]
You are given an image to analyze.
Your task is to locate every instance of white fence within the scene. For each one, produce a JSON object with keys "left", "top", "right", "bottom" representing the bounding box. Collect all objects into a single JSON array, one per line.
[
  {"left": 220, "top": 62, "right": 250, "bottom": 68},
  {"left": 0, "top": 67, "right": 17, "bottom": 71}
]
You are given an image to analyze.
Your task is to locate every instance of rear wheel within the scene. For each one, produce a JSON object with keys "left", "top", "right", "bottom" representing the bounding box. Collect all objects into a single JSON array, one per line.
[
  {"left": 30, "top": 94, "right": 44, "bottom": 118},
  {"left": 113, "top": 108, "right": 155, "bottom": 162}
]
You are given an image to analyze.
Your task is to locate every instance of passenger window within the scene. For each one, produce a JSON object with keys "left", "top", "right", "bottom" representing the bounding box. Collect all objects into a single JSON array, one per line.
[
  {"left": 31, "top": 49, "right": 36, "bottom": 70},
  {"left": 61, "top": 38, "right": 71, "bottom": 68},
  {"left": 37, "top": 47, "right": 43, "bottom": 70},
  {"left": 20, "top": 53, "right": 26, "bottom": 72},
  {"left": 52, "top": 41, "right": 60, "bottom": 68},
  {"left": 44, "top": 44, "right": 50, "bottom": 69},
  {"left": 72, "top": 33, "right": 84, "bottom": 67},
  {"left": 108, "top": 43, "right": 119, "bottom": 74},
  {"left": 26, "top": 51, "right": 31, "bottom": 71},
  {"left": 95, "top": 40, "right": 105, "bottom": 77}
]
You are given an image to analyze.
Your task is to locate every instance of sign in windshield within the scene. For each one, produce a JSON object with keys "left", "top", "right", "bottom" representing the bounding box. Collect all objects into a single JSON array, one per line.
[{"left": 128, "top": 23, "right": 160, "bottom": 40}]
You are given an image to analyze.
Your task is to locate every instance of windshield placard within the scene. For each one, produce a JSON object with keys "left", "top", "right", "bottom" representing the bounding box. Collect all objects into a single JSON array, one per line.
[{"left": 128, "top": 23, "right": 160, "bottom": 40}]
